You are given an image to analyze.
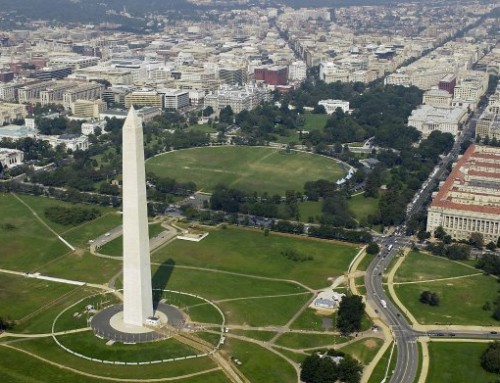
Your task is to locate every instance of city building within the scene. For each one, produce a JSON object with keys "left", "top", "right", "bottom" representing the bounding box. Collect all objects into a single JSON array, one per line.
[
  {"left": 125, "top": 91, "right": 163, "bottom": 109},
  {"left": 254, "top": 66, "right": 288, "bottom": 86},
  {"left": 219, "top": 67, "right": 245, "bottom": 86},
  {"left": 62, "top": 83, "right": 103, "bottom": 109},
  {"left": 408, "top": 105, "right": 467, "bottom": 137},
  {"left": 160, "top": 89, "right": 189, "bottom": 110},
  {"left": 422, "top": 88, "right": 453, "bottom": 108},
  {"left": 17, "top": 81, "right": 52, "bottom": 104},
  {"left": 71, "top": 99, "right": 107, "bottom": 118},
  {"left": 40, "top": 82, "right": 78, "bottom": 105},
  {"left": 438, "top": 74, "right": 457, "bottom": 94},
  {"left": 318, "top": 99, "right": 350, "bottom": 114},
  {"left": 204, "top": 84, "right": 271, "bottom": 114},
  {"left": 427, "top": 145, "right": 500, "bottom": 243},
  {"left": 0, "top": 148, "right": 24, "bottom": 169},
  {"left": 0, "top": 103, "right": 27, "bottom": 125},
  {"left": 81, "top": 120, "right": 107, "bottom": 136},
  {"left": 39, "top": 133, "right": 90, "bottom": 151},
  {"left": 288, "top": 61, "right": 307, "bottom": 82}
]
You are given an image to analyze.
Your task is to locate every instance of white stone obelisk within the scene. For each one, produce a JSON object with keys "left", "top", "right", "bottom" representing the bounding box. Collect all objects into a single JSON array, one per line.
[{"left": 122, "top": 107, "right": 154, "bottom": 327}]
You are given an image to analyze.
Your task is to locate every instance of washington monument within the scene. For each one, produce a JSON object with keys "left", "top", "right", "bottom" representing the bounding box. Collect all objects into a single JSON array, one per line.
[{"left": 122, "top": 107, "right": 154, "bottom": 327}]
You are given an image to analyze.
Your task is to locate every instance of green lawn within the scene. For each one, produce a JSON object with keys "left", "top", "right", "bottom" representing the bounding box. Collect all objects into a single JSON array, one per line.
[
  {"left": 348, "top": 194, "right": 380, "bottom": 223},
  {"left": 339, "top": 337, "right": 384, "bottom": 365},
  {"left": 39, "top": 252, "right": 121, "bottom": 284},
  {"left": 0, "top": 193, "right": 70, "bottom": 271},
  {"left": 427, "top": 342, "right": 497, "bottom": 383},
  {"left": 218, "top": 293, "right": 312, "bottom": 327},
  {"left": 155, "top": 265, "right": 305, "bottom": 301},
  {"left": 394, "top": 251, "right": 478, "bottom": 283},
  {"left": 56, "top": 331, "right": 198, "bottom": 362},
  {"left": 14, "top": 337, "right": 218, "bottom": 380},
  {"left": 153, "top": 227, "right": 359, "bottom": 289},
  {"left": 0, "top": 273, "right": 81, "bottom": 323},
  {"left": 225, "top": 338, "right": 297, "bottom": 383},
  {"left": 231, "top": 330, "right": 277, "bottom": 342},
  {"left": 367, "top": 342, "right": 397, "bottom": 383},
  {"left": 146, "top": 146, "right": 345, "bottom": 195},
  {"left": 98, "top": 223, "right": 165, "bottom": 257},
  {"left": 298, "top": 201, "right": 323, "bottom": 222},
  {"left": 63, "top": 213, "right": 122, "bottom": 248},
  {"left": 290, "top": 308, "right": 333, "bottom": 331},
  {"left": 356, "top": 253, "right": 374, "bottom": 272},
  {"left": 274, "top": 333, "right": 350, "bottom": 350},
  {"left": 394, "top": 274, "right": 499, "bottom": 325},
  {"left": 303, "top": 113, "right": 329, "bottom": 131}
]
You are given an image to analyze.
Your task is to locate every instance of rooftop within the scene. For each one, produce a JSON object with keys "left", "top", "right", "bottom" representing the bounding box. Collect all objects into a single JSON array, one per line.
[{"left": 430, "top": 145, "right": 500, "bottom": 216}]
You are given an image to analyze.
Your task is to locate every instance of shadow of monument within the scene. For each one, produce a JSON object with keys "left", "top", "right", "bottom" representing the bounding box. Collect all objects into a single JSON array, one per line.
[{"left": 152, "top": 258, "right": 175, "bottom": 311}]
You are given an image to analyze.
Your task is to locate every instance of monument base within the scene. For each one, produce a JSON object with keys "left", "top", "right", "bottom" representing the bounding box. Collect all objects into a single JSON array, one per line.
[{"left": 90, "top": 302, "right": 185, "bottom": 343}]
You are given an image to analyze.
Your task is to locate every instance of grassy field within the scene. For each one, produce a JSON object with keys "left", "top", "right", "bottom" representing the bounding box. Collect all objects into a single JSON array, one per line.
[
  {"left": 298, "top": 201, "right": 323, "bottom": 222},
  {"left": 63, "top": 213, "right": 122, "bottom": 248},
  {"left": 224, "top": 338, "right": 297, "bottom": 383},
  {"left": 0, "top": 273, "right": 81, "bottom": 323},
  {"left": 14, "top": 337, "right": 219, "bottom": 380},
  {"left": 0, "top": 193, "right": 70, "bottom": 271},
  {"left": 367, "top": 343, "right": 397, "bottom": 383},
  {"left": 56, "top": 331, "right": 198, "bottom": 362},
  {"left": 290, "top": 308, "right": 333, "bottom": 331},
  {"left": 154, "top": 265, "right": 306, "bottom": 301},
  {"left": 274, "top": 333, "right": 350, "bottom": 350},
  {"left": 275, "top": 113, "right": 329, "bottom": 144},
  {"left": 348, "top": 194, "right": 380, "bottom": 223},
  {"left": 394, "top": 251, "right": 478, "bottom": 283},
  {"left": 153, "top": 227, "right": 359, "bottom": 289},
  {"left": 39, "top": 252, "right": 121, "bottom": 285},
  {"left": 339, "top": 338, "right": 384, "bottom": 365},
  {"left": 427, "top": 342, "right": 497, "bottom": 383},
  {"left": 146, "top": 146, "right": 345, "bottom": 195},
  {"left": 218, "top": 293, "right": 312, "bottom": 327},
  {"left": 230, "top": 330, "right": 277, "bottom": 342},
  {"left": 394, "top": 274, "right": 499, "bottom": 325}
]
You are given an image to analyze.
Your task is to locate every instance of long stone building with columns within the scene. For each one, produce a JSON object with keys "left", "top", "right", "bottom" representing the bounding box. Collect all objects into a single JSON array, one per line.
[{"left": 427, "top": 145, "right": 500, "bottom": 243}]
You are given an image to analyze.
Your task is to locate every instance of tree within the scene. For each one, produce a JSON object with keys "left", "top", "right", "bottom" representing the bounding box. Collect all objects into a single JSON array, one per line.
[
  {"left": 366, "top": 242, "right": 380, "bottom": 255},
  {"left": 419, "top": 290, "right": 439, "bottom": 306},
  {"left": 336, "top": 295, "right": 365, "bottom": 335},
  {"left": 417, "top": 230, "right": 430, "bottom": 241},
  {"left": 433, "top": 226, "right": 446, "bottom": 240},
  {"left": 469, "top": 232, "right": 484, "bottom": 249},
  {"left": 481, "top": 342, "right": 500, "bottom": 373},
  {"left": 486, "top": 241, "right": 497, "bottom": 252}
]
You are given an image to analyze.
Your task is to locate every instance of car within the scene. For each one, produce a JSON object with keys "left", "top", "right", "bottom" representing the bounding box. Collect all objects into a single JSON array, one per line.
[
  {"left": 490, "top": 331, "right": 498, "bottom": 335},
  {"left": 104, "top": 232, "right": 111, "bottom": 237},
  {"left": 448, "top": 333, "right": 456, "bottom": 336}
]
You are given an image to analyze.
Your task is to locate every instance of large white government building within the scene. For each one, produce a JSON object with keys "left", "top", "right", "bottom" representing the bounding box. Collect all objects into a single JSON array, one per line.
[{"left": 427, "top": 145, "right": 500, "bottom": 243}]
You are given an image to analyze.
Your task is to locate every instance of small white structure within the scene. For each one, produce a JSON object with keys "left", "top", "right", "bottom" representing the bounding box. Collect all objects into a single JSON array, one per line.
[
  {"left": 0, "top": 148, "right": 24, "bottom": 169},
  {"left": 81, "top": 120, "right": 107, "bottom": 136},
  {"left": 311, "top": 291, "right": 345, "bottom": 311},
  {"left": 39, "top": 134, "right": 90, "bottom": 151},
  {"left": 318, "top": 99, "right": 350, "bottom": 114},
  {"left": 146, "top": 316, "right": 161, "bottom": 327}
]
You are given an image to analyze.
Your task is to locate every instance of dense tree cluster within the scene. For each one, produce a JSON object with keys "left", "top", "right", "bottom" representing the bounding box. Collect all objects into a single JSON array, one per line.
[
  {"left": 44, "top": 206, "right": 101, "bottom": 226},
  {"left": 300, "top": 351, "right": 363, "bottom": 383},
  {"left": 308, "top": 226, "right": 373, "bottom": 244},
  {"left": 336, "top": 295, "right": 365, "bottom": 335},
  {"left": 426, "top": 242, "right": 471, "bottom": 260},
  {"left": 419, "top": 291, "right": 440, "bottom": 306},
  {"left": 481, "top": 342, "right": 500, "bottom": 374},
  {"left": 281, "top": 249, "right": 313, "bottom": 262}
]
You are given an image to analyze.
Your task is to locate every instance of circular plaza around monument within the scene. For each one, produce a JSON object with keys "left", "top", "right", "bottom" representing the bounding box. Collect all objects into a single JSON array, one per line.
[
  {"left": 90, "top": 302, "right": 184, "bottom": 343},
  {"left": 51, "top": 289, "right": 225, "bottom": 365}
]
